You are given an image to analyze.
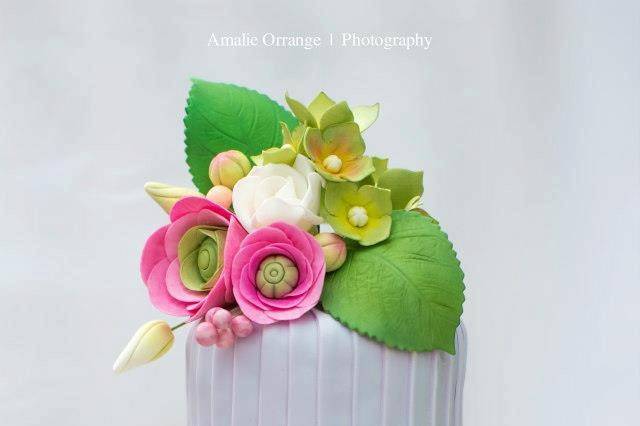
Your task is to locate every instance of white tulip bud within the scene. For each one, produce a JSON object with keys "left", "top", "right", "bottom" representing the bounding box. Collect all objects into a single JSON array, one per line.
[
  {"left": 113, "top": 320, "right": 175, "bottom": 374},
  {"left": 144, "top": 182, "right": 201, "bottom": 213}
]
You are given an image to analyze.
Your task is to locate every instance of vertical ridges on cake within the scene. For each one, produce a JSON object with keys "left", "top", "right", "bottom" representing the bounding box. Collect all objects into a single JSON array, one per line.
[{"left": 186, "top": 310, "right": 466, "bottom": 426}]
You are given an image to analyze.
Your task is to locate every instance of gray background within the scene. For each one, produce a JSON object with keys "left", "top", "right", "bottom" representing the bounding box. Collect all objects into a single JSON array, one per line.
[{"left": 1, "top": 0, "right": 639, "bottom": 425}]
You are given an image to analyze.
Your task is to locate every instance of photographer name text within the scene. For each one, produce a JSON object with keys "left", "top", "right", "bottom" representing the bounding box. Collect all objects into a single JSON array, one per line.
[{"left": 208, "top": 32, "right": 432, "bottom": 51}]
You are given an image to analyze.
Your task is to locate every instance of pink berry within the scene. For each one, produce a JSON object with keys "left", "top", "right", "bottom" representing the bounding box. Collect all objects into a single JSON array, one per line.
[
  {"left": 205, "top": 307, "right": 221, "bottom": 325},
  {"left": 206, "top": 185, "right": 233, "bottom": 209},
  {"left": 216, "top": 328, "right": 236, "bottom": 349},
  {"left": 231, "top": 315, "right": 254, "bottom": 338},
  {"left": 195, "top": 322, "right": 219, "bottom": 346},
  {"left": 212, "top": 309, "right": 232, "bottom": 329}
]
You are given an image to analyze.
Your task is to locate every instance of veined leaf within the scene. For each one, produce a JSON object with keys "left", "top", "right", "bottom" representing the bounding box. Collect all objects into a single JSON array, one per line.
[
  {"left": 321, "top": 210, "right": 465, "bottom": 353},
  {"left": 184, "top": 80, "right": 298, "bottom": 193}
]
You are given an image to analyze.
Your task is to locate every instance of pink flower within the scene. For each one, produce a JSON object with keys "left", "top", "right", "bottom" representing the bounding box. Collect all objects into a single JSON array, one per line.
[
  {"left": 140, "top": 197, "right": 239, "bottom": 319},
  {"left": 228, "top": 221, "right": 326, "bottom": 324}
]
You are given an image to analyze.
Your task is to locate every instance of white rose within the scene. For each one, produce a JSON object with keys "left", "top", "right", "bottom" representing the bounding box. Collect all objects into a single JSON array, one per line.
[{"left": 232, "top": 155, "right": 324, "bottom": 232}]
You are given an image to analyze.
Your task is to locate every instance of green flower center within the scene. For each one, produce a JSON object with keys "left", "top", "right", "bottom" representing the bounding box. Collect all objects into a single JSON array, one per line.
[
  {"left": 197, "top": 238, "right": 218, "bottom": 282},
  {"left": 263, "top": 261, "right": 285, "bottom": 284},
  {"left": 178, "top": 227, "right": 226, "bottom": 292},
  {"left": 323, "top": 154, "right": 343, "bottom": 173},
  {"left": 197, "top": 250, "right": 210, "bottom": 269},
  {"left": 256, "top": 255, "right": 299, "bottom": 299},
  {"left": 348, "top": 206, "right": 369, "bottom": 227}
]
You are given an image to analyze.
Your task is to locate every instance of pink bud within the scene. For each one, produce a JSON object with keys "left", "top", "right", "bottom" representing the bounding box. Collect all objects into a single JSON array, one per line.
[
  {"left": 206, "top": 185, "right": 233, "bottom": 209},
  {"left": 208, "top": 150, "right": 251, "bottom": 189},
  {"left": 231, "top": 315, "right": 254, "bottom": 338},
  {"left": 314, "top": 232, "right": 347, "bottom": 272},
  {"left": 212, "top": 309, "right": 232, "bottom": 329},
  {"left": 195, "top": 322, "right": 219, "bottom": 347},
  {"left": 216, "top": 328, "right": 236, "bottom": 349}
]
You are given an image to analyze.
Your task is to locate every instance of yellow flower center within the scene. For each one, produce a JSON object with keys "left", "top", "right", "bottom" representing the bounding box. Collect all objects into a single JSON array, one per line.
[
  {"left": 322, "top": 155, "right": 343, "bottom": 173},
  {"left": 348, "top": 206, "right": 369, "bottom": 227}
]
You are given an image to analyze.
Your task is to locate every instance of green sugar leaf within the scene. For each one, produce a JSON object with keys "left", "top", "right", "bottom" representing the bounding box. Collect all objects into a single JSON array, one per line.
[
  {"left": 184, "top": 80, "right": 299, "bottom": 193},
  {"left": 321, "top": 210, "right": 465, "bottom": 354}
]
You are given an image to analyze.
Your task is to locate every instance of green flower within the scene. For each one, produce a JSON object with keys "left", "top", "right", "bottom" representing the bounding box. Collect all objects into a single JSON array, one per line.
[
  {"left": 285, "top": 92, "right": 380, "bottom": 132},
  {"left": 304, "top": 123, "right": 375, "bottom": 182},
  {"left": 324, "top": 182, "right": 392, "bottom": 246},
  {"left": 362, "top": 159, "right": 426, "bottom": 210},
  {"left": 377, "top": 168, "right": 424, "bottom": 210},
  {"left": 178, "top": 227, "right": 226, "bottom": 291},
  {"left": 251, "top": 122, "right": 305, "bottom": 166}
]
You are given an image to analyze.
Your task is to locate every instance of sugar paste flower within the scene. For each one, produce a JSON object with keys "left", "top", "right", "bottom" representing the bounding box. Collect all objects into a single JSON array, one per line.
[
  {"left": 251, "top": 123, "right": 305, "bottom": 167},
  {"left": 228, "top": 221, "right": 326, "bottom": 324},
  {"left": 323, "top": 182, "right": 392, "bottom": 246},
  {"left": 232, "top": 154, "right": 324, "bottom": 232},
  {"left": 303, "top": 123, "right": 375, "bottom": 182},
  {"left": 285, "top": 91, "right": 380, "bottom": 132},
  {"left": 140, "top": 197, "right": 239, "bottom": 319}
]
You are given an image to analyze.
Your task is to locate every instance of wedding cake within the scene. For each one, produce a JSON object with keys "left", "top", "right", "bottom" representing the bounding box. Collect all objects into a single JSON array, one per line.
[{"left": 113, "top": 80, "right": 467, "bottom": 426}]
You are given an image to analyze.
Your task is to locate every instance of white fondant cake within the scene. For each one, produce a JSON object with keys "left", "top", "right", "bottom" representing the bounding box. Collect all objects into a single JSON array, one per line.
[
  {"left": 111, "top": 82, "right": 469, "bottom": 426},
  {"left": 186, "top": 309, "right": 467, "bottom": 426}
]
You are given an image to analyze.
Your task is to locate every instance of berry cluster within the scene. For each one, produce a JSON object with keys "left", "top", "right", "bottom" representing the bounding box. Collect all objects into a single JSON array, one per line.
[{"left": 194, "top": 307, "right": 254, "bottom": 348}]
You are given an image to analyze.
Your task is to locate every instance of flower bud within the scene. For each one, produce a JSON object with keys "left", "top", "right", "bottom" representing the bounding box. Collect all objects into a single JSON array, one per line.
[
  {"left": 144, "top": 182, "right": 201, "bottom": 213},
  {"left": 209, "top": 150, "right": 251, "bottom": 189},
  {"left": 314, "top": 232, "right": 347, "bottom": 272},
  {"left": 206, "top": 185, "right": 233, "bottom": 209},
  {"left": 113, "top": 320, "right": 174, "bottom": 374}
]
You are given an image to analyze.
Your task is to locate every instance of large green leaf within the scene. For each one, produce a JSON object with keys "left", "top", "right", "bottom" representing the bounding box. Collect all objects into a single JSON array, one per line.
[
  {"left": 184, "top": 80, "right": 299, "bottom": 193},
  {"left": 321, "top": 210, "right": 465, "bottom": 354}
]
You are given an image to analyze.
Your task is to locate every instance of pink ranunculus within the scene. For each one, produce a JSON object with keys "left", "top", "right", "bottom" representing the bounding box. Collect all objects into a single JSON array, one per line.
[
  {"left": 140, "top": 196, "right": 240, "bottom": 319},
  {"left": 228, "top": 221, "right": 326, "bottom": 324}
]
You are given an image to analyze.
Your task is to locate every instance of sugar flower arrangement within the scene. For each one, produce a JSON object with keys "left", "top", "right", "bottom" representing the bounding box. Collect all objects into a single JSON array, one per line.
[{"left": 113, "top": 80, "right": 465, "bottom": 373}]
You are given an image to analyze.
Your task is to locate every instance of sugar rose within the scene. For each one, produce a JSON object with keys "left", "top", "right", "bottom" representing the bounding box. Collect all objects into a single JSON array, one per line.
[
  {"left": 140, "top": 197, "right": 239, "bottom": 318},
  {"left": 232, "top": 154, "right": 324, "bottom": 232},
  {"left": 226, "top": 221, "right": 326, "bottom": 324}
]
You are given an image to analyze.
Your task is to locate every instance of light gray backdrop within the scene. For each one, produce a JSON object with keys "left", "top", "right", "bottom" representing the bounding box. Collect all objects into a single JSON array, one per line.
[{"left": 1, "top": 1, "right": 639, "bottom": 425}]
